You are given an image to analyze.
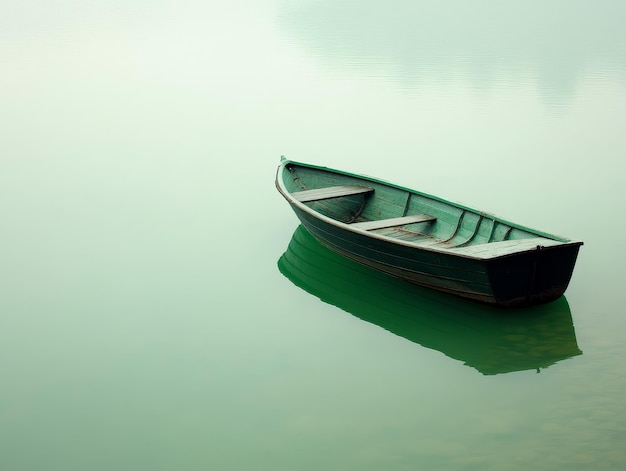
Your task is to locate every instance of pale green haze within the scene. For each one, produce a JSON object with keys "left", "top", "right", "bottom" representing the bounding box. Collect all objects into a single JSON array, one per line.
[{"left": 1, "top": 1, "right": 625, "bottom": 470}]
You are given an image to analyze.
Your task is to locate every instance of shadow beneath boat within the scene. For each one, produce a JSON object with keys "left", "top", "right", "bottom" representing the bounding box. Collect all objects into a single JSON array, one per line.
[{"left": 277, "top": 225, "right": 583, "bottom": 375}]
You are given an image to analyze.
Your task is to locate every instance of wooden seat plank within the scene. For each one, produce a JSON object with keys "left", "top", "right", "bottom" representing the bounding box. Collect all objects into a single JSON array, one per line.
[
  {"left": 292, "top": 185, "right": 374, "bottom": 203},
  {"left": 446, "top": 237, "right": 563, "bottom": 258},
  {"left": 350, "top": 214, "right": 436, "bottom": 231}
]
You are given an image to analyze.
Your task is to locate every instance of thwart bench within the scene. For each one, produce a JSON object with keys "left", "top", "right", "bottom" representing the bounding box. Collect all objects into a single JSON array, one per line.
[
  {"left": 292, "top": 185, "right": 374, "bottom": 203},
  {"left": 350, "top": 214, "right": 436, "bottom": 231},
  {"left": 291, "top": 185, "right": 436, "bottom": 231}
]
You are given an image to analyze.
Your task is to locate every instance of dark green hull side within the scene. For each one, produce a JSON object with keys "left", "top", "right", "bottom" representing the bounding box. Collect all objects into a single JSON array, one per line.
[
  {"left": 486, "top": 245, "right": 581, "bottom": 307},
  {"left": 293, "top": 205, "right": 580, "bottom": 307}
]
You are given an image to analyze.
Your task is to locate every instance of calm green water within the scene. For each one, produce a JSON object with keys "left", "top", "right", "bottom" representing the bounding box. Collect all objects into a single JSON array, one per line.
[{"left": 2, "top": 1, "right": 626, "bottom": 469}]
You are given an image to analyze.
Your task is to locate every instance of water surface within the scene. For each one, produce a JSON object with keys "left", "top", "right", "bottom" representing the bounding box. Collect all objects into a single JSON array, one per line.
[{"left": 2, "top": 1, "right": 626, "bottom": 469}]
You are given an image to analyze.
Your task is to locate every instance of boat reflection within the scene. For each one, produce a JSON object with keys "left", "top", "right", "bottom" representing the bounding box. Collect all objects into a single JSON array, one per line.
[{"left": 278, "top": 225, "right": 582, "bottom": 375}]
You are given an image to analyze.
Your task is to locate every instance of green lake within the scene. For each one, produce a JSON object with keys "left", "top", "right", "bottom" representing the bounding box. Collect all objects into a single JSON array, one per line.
[{"left": 2, "top": 1, "right": 625, "bottom": 469}]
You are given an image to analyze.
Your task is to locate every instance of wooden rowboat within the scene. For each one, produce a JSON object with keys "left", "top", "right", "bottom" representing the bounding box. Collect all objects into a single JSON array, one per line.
[{"left": 275, "top": 158, "right": 583, "bottom": 307}]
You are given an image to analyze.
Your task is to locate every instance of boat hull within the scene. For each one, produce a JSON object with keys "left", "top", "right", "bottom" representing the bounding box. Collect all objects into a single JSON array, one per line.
[
  {"left": 292, "top": 204, "right": 579, "bottom": 307},
  {"left": 277, "top": 159, "right": 583, "bottom": 308}
]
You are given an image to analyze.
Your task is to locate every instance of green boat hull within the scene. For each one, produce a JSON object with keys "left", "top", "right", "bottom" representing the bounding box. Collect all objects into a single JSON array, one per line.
[{"left": 276, "top": 159, "right": 583, "bottom": 307}]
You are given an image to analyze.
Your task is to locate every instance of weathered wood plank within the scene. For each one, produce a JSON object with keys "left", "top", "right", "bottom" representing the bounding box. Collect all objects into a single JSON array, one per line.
[
  {"left": 292, "top": 185, "right": 374, "bottom": 203},
  {"left": 350, "top": 214, "right": 436, "bottom": 231},
  {"left": 447, "top": 237, "right": 563, "bottom": 258}
]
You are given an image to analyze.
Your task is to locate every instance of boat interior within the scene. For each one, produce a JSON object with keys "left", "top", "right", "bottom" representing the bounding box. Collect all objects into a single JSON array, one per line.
[{"left": 283, "top": 163, "right": 565, "bottom": 254}]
